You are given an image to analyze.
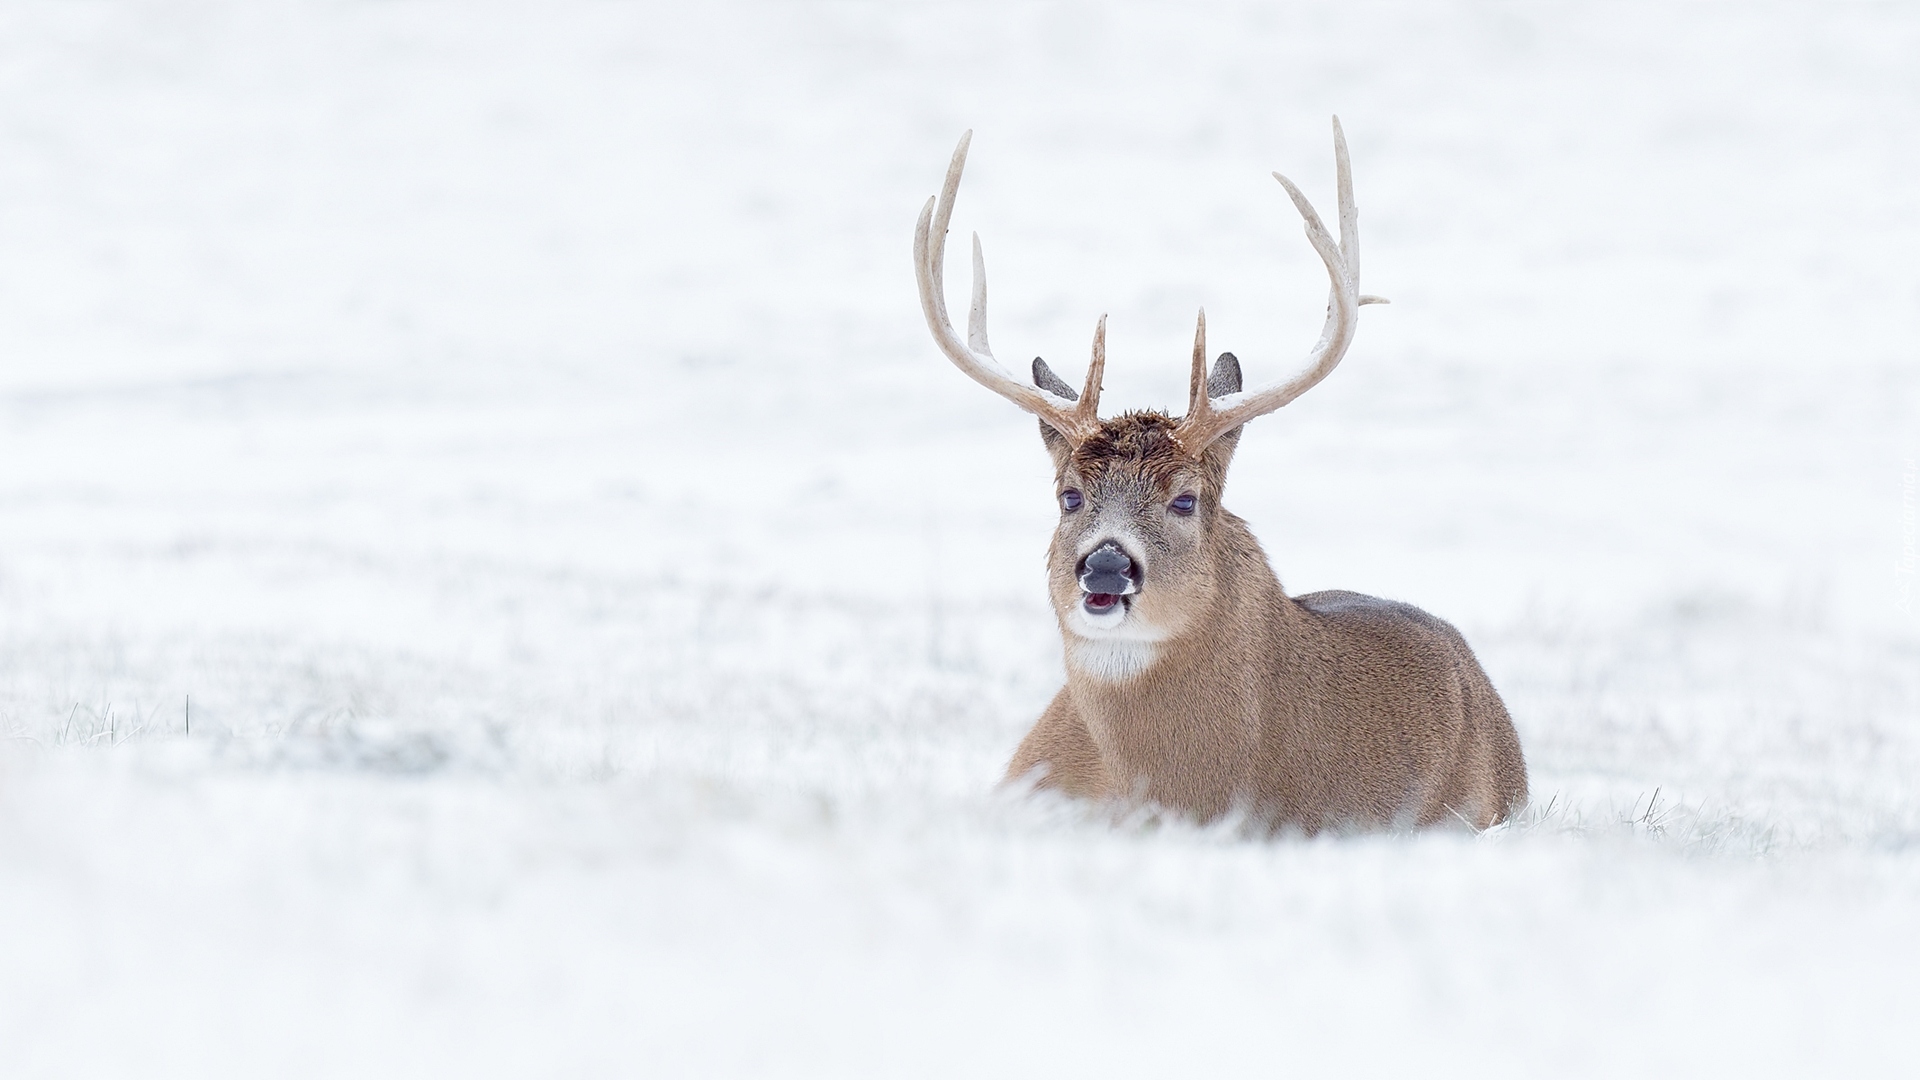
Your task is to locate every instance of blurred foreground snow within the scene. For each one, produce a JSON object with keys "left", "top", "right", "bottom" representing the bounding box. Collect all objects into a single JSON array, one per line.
[{"left": 2, "top": 2, "right": 1918, "bottom": 1076}]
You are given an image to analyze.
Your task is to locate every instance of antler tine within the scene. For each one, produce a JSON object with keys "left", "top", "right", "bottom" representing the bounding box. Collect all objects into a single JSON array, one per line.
[
  {"left": 1333, "top": 115, "right": 1357, "bottom": 281},
  {"left": 1186, "top": 308, "right": 1209, "bottom": 422},
  {"left": 1174, "top": 118, "right": 1383, "bottom": 454},
  {"left": 968, "top": 233, "right": 991, "bottom": 355},
  {"left": 1335, "top": 116, "right": 1390, "bottom": 309},
  {"left": 914, "top": 132, "right": 1093, "bottom": 442},
  {"left": 1078, "top": 315, "right": 1107, "bottom": 424},
  {"left": 922, "top": 132, "right": 969, "bottom": 335}
]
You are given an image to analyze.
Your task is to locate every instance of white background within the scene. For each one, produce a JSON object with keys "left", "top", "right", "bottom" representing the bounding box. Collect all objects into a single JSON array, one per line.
[{"left": 2, "top": 2, "right": 1917, "bottom": 1075}]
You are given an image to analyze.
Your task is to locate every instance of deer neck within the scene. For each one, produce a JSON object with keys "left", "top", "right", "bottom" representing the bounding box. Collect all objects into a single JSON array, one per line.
[{"left": 1060, "top": 515, "right": 1293, "bottom": 812}]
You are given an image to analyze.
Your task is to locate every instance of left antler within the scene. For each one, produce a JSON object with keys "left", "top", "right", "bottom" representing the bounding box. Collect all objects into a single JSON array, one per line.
[{"left": 1175, "top": 116, "right": 1388, "bottom": 454}]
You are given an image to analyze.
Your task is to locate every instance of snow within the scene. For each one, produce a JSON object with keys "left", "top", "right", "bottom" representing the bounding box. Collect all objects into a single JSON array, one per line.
[{"left": 2, "top": 1, "right": 1918, "bottom": 1075}]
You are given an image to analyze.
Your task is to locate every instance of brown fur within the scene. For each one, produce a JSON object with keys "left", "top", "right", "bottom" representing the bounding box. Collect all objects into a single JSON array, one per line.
[{"left": 1006, "top": 408, "right": 1528, "bottom": 831}]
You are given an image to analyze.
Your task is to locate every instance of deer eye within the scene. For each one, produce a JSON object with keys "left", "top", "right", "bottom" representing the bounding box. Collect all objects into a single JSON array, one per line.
[
  {"left": 1060, "top": 488, "right": 1083, "bottom": 512},
  {"left": 1170, "top": 493, "right": 1196, "bottom": 516}
]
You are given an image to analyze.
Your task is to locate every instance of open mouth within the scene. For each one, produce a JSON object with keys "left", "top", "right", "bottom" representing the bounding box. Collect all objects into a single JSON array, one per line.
[{"left": 1082, "top": 592, "right": 1126, "bottom": 615}]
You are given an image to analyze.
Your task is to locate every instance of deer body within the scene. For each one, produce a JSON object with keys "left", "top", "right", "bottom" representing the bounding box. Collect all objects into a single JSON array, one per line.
[
  {"left": 1014, "top": 502, "right": 1525, "bottom": 827},
  {"left": 914, "top": 121, "right": 1528, "bottom": 830}
]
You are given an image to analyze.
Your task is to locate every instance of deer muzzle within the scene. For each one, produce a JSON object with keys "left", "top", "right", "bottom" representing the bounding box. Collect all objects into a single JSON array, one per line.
[{"left": 1077, "top": 541, "right": 1141, "bottom": 613}]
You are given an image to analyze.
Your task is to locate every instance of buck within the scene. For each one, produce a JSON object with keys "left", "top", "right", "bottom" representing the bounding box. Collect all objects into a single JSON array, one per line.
[{"left": 912, "top": 119, "right": 1527, "bottom": 830}]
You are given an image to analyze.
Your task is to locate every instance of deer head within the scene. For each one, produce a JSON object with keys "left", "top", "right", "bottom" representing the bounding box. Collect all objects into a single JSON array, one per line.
[{"left": 912, "top": 119, "right": 1388, "bottom": 663}]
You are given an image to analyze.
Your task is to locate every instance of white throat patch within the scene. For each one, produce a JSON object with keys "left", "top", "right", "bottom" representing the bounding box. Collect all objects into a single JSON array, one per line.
[
  {"left": 1067, "top": 637, "right": 1161, "bottom": 682},
  {"left": 1063, "top": 602, "right": 1170, "bottom": 682}
]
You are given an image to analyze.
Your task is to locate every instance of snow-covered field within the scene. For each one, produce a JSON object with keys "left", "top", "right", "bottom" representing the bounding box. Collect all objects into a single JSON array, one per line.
[{"left": 2, "top": 2, "right": 1917, "bottom": 1074}]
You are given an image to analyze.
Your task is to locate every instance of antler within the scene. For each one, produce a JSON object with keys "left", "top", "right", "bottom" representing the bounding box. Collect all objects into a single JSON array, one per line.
[
  {"left": 914, "top": 132, "right": 1105, "bottom": 443},
  {"left": 1175, "top": 116, "right": 1388, "bottom": 454}
]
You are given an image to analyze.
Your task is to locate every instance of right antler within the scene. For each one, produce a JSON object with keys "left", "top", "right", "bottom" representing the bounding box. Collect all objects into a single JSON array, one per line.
[
  {"left": 914, "top": 132, "right": 1106, "bottom": 444},
  {"left": 1174, "top": 116, "right": 1389, "bottom": 454}
]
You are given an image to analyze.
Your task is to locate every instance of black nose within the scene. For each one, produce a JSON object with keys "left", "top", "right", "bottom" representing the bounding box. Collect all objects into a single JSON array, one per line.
[
  {"left": 1085, "top": 545, "right": 1132, "bottom": 575},
  {"left": 1078, "top": 542, "right": 1137, "bottom": 595}
]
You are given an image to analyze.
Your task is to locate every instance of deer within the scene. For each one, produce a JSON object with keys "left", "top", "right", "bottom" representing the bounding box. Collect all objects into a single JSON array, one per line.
[{"left": 912, "top": 118, "right": 1528, "bottom": 831}]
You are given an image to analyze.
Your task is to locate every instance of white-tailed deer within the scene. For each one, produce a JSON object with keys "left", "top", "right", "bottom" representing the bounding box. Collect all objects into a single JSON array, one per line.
[{"left": 913, "top": 119, "right": 1527, "bottom": 830}]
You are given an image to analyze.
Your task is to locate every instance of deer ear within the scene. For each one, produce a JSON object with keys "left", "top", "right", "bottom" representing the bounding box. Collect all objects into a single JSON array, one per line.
[
  {"left": 1032, "top": 357, "right": 1079, "bottom": 401},
  {"left": 1207, "top": 352, "right": 1242, "bottom": 399},
  {"left": 1032, "top": 357, "right": 1076, "bottom": 465},
  {"left": 1203, "top": 353, "right": 1244, "bottom": 478}
]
